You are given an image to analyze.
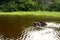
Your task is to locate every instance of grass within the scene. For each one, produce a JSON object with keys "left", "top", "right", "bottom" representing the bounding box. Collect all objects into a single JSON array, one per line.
[
  {"left": 0, "top": 11, "right": 60, "bottom": 16},
  {"left": 0, "top": 11, "right": 60, "bottom": 38},
  {"left": 0, "top": 11, "right": 60, "bottom": 21},
  {"left": 0, "top": 11, "right": 60, "bottom": 17}
]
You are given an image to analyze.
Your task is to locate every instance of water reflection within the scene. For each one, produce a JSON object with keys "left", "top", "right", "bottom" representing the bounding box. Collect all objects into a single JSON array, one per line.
[
  {"left": 20, "top": 22, "right": 60, "bottom": 40},
  {"left": 0, "top": 22, "right": 60, "bottom": 40},
  {"left": 46, "top": 22, "right": 60, "bottom": 27}
]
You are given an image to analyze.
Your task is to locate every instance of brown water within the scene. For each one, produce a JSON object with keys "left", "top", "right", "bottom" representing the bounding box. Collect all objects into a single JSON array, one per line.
[
  {"left": 0, "top": 15, "right": 46, "bottom": 38},
  {"left": 20, "top": 27, "right": 60, "bottom": 40},
  {"left": 0, "top": 16, "right": 60, "bottom": 40},
  {"left": 20, "top": 22, "right": 60, "bottom": 40},
  {"left": 0, "top": 22, "right": 60, "bottom": 40}
]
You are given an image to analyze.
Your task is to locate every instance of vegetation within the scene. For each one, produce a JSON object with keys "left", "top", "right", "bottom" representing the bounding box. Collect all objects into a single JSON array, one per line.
[
  {"left": 0, "top": 11, "right": 60, "bottom": 21},
  {"left": 0, "top": 0, "right": 60, "bottom": 12}
]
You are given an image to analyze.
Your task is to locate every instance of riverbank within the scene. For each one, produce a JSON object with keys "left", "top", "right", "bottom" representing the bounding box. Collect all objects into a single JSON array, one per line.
[{"left": 0, "top": 11, "right": 60, "bottom": 21}]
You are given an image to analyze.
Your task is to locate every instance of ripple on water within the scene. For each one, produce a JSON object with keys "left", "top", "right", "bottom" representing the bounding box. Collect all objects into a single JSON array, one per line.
[
  {"left": 0, "top": 22, "right": 60, "bottom": 40},
  {"left": 20, "top": 27, "right": 60, "bottom": 40},
  {"left": 46, "top": 22, "right": 60, "bottom": 27}
]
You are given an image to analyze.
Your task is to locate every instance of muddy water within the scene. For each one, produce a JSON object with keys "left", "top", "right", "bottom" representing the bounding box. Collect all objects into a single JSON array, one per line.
[
  {"left": 0, "top": 15, "right": 47, "bottom": 38},
  {"left": 20, "top": 22, "right": 60, "bottom": 40},
  {"left": 0, "top": 15, "right": 34, "bottom": 38},
  {"left": 0, "top": 16, "right": 60, "bottom": 40}
]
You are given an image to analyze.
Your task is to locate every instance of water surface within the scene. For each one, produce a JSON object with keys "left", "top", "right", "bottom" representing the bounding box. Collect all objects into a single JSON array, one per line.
[
  {"left": 0, "top": 22, "right": 60, "bottom": 40},
  {"left": 20, "top": 22, "right": 60, "bottom": 40}
]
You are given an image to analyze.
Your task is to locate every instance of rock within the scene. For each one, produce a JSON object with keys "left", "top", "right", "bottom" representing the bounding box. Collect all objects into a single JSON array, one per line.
[
  {"left": 33, "top": 22, "right": 47, "bottom": 27},
  {"left": 40, "top": 22, "right": 47, "bottom": 26}
]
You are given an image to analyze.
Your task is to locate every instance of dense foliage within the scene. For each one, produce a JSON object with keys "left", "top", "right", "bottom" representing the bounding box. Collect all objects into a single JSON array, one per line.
[{"left": 0, "top": 0, "right": 60, "bottom": 12}]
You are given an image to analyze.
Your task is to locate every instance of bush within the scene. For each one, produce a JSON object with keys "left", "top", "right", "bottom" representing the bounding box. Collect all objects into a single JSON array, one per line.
[
  {"left": 17, "top": 0, "right": 39, "bottom": 11},
  {"left": 46, "top": 3, "right": 60, "bottom": 11},
  {"left": 0, "top": 0, "right": 60, "bottom": 12},
  {"left": 0, "top": 1, "right": 17, "bottom": 12}
]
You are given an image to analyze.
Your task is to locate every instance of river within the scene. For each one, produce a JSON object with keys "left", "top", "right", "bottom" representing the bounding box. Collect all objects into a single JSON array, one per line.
[
  {"left": 0, "top": 22, "right": 60, "bottom": 40},
  {"left": 20, "top": 22, "right": 60, "bottom": 40}
]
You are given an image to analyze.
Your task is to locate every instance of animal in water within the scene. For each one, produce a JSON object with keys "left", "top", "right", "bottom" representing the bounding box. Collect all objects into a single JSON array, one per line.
[{"left": 33, "top": 22, "right": 47, "bottom": 27}]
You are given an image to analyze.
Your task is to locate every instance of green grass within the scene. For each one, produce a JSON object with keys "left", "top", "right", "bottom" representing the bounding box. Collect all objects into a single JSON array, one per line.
[
  {"left": 0, "top": 11, "right": 60, "bottom": 16},
  {"left": 0, "top": 11, "right": 60, "bottom": 38},
  {"left": 0, "top": 11, "right": 60, "bottom": 21},
  {"left": 0, "top": 11, "right": 60, "bottom": 18},
  {"left": 0, "top": 11, "right": 60, "bottom": 20}
]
